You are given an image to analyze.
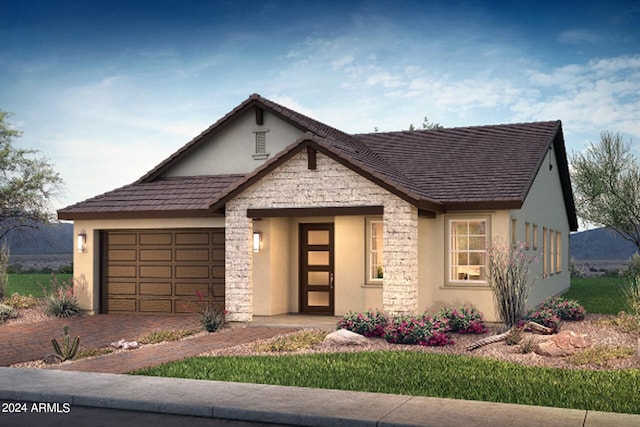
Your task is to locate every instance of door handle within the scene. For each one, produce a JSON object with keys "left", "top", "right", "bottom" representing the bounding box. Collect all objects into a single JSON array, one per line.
[{"left": 330, "top": 273, "right": 334, "bottom": 289}]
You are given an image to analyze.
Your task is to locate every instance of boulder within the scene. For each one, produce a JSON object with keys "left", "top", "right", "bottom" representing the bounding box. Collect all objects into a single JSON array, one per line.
[
  {"left": 323, "top": 329, "right": 369, "bottom": 346},
  {"left": 534, "top": 330, "right": 592, "bottom": 357}
]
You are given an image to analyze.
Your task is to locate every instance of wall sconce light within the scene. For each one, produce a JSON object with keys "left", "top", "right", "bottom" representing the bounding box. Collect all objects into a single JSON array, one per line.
[
  {"left": 253, "top": 231, "right": 262, "bottom": 253},
  {"left": 77, "top": 232, "right": 87, "bottom": 253}
]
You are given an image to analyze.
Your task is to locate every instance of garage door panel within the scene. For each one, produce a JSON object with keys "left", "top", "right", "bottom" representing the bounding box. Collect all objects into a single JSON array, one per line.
[
  {"left": 139, "top": 299, "right": 172, "bottom": 313},
  {"left": 140, "top": 282, "right": 172, "bottom": 296},
  {"left": 109, "top": 249, "right": 137, "bottom": 261},
  {"left": 140, "top": 233, "right": 172, "bottom": 245},
  {"left": 106, "top": 298, "right": 137, "bottom": 312},
  {"left": 175, "top": 265, "right": 209, "bottom": 279},
  {"left": 176, "top": 232, "right": 209, "bottom": 245},
  {"left": 140, "top": 249, "right": 172, "bottom": 261},
  {"left": 140, "top": 265, "right": 172, "bottom": 278},
  {"left": 108, "top": 265, "right": 137, "bottom": 278},
  {"left": 108, "top": 282, "right": 136, "bottom": 295},
  {"left": 109, "top": 234, "right": 137, "bottom": 245},
  {"left": 103, "top": 228, "right": 224, "bottom": 314},
  {"left": 175, "top": 248, "right": 209, "bottom": 262},
  {"left": 175, "top": 283, "right": 209, "bottom": 296}
]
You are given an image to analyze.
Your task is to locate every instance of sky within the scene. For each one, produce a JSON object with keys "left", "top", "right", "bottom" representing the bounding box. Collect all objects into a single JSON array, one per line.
[{"left": 1, "top": 0, "right": 639, "bottom": 212}]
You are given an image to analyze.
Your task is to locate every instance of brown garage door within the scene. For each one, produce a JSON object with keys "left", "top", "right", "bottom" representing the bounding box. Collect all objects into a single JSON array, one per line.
[{"left": 101, "top": 229, "right": 224, "bottom": 314}]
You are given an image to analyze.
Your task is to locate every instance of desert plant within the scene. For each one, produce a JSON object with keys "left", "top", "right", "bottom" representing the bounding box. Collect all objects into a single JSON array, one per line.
[
  {"left": 505, "top": 326, "right": 524, "bottom": 346},
  {"left": 487, "top": 240, "right": 537, "bottom": 327},
  {"left": 42, "top": 274, "right": 82, "bottom": 317},
  {"left": 337, "top": 310, "right": 388, "bottom": 337},
  {"left": 519, "top": 336, "right": 537, "bottom": 354},
  {"left": 0, "top": 242, "right": 8, "bottom": 299},
  {"left": 51, "top": 325, "right": 80, "bottom": 361},
  {"left": 3, "top": 292, "right": 39, "bottom": 309},
  {"left": 0, "top": 302, "right": 17, "bottom": 322},
  {"left": 567, "top": 345, "right": 635, "bottom": 367},
  {"left": 201, "top": 304, "right": 226, "bottom": 332},
  {"left": 621, "top": 254, "right": 640, "bottom": 315}
]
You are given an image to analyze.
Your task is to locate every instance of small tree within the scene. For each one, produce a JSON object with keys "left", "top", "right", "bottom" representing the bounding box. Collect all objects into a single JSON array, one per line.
[
  {"left": 0, "top": 111, "right": 63, "bottom": 298},
  {"left": 488, "top": 241, "right": 537, "bottom": 327},
  {"left": 571, "top": 131, "right": 640, "bottom": 252},
  {"left": 409, "top": 116, "right": 443, "bottom": 131}
]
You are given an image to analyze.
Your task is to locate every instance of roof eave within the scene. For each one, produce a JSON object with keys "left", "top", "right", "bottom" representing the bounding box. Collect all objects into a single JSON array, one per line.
[{"left": 57, "top": 208, "right": 224, "bottom": 221}]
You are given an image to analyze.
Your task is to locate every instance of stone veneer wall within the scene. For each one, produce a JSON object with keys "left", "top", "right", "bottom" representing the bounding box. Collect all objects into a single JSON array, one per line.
[{"left": 225, "top": 150, "right": 418, "bottom": 321}]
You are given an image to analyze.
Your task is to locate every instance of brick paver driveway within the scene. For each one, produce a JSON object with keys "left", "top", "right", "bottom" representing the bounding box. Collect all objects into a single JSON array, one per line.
[{"left": 1, "top": 314, "right": 299, "bottom": 374}]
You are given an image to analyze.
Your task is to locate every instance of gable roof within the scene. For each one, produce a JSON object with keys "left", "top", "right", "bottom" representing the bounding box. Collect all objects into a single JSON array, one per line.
[{"left": 58, "top": 94, "right": 578, "bottom": 230}]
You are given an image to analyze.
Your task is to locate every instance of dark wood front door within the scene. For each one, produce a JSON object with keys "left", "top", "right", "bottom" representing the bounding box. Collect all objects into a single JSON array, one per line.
[{"left": 299, "top": 223, "right": 334, "bottom": 315}]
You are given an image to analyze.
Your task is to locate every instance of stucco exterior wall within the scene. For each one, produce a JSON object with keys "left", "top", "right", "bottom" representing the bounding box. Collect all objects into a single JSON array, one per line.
[
  {"left": 510, "top": 146, "right": 572, "bottom": 307},
  {"left": 71, "top": 217, "right": 225, "bottom": 314},
  {"left": 162, "top": 110, "right": 304, "bottom": 177},
  {"left": 225, "top": 150, "right": 418, "bottom": 321}
]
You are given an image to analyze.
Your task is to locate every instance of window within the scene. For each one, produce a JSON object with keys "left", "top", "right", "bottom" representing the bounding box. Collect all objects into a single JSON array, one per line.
[
  {"left": 366, "top": 218, "right": 383, "bottom": 284},
  {"left": 550, "top": 229, "right": 556, "bottom": 274},
  {"left": 449, "top": 218, "right": 488, "bottom": 283},
  {"left": 532, "top": 224, "right": 539, "bottom": 250},
  {"left": 556, "top": 232, "right": 562, "bottom": 273},
  {"left": 542, "top": 227, "right": 548, "bottom": 276},
  {"left": 525, "top": 222, "right": 531, "bottom": 249},
  {"left": 252, "top": 129, "right": 270, "bottom": 160},
  {"left": 511, "top": 218, "right": 517, "bottom": 246}
]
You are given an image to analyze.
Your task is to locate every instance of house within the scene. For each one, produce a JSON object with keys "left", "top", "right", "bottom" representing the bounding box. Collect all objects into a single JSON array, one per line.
[{"left": 58, "top": 94, "right": 578, "bottom": 322}]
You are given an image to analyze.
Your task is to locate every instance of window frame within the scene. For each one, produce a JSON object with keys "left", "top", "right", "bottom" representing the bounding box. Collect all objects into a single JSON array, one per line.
[
  {"left": 365, "top": 217, "right": 384, "bottom": 285},
  {"left": 446, "top": 216, "right": 491, "bottom": 286}
]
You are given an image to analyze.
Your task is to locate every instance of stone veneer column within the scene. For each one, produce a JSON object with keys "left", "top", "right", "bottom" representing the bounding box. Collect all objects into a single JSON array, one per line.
[
  {"left": 382, "top": 200, "right": 419, "bottom": 315},
  {"left": 224, "top": 202, "right": 253, "bottom": 321}
]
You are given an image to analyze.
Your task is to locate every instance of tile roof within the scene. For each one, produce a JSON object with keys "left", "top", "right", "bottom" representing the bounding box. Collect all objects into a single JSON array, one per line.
[
  {"left": 57, "top": 175, "right": 243, "bottom": 219},
  {"left": 58, "top": 94, "right": 577, "bottom": 230}
]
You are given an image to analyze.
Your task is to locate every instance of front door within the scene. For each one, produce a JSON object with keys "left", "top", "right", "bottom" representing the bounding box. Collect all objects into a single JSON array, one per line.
[{"left": 299, "top": 223, "right": 334, "bottom": 315}]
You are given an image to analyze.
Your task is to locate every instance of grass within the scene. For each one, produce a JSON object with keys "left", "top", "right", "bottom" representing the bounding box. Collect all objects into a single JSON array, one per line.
[
  {"left": 6, "top": 273, "right": 73, "bottom": 298},
  {"left": 563, "top": 276, "right": 626, "bottom": 314},
  {"left": 134, "top": 351, "right": 640, "bottom": 414}
]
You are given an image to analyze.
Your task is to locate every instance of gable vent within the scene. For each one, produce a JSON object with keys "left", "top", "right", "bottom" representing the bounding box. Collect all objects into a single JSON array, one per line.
[{"left": 252, "top": 129, "right": 270, "bottom": 160}]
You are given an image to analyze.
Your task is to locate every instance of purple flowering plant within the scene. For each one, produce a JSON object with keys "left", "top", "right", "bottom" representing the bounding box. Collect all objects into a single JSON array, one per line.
[
  {"left": 337, "top": 309, "right": 388, "bottom": 337},
  {"left": 525, "top": 308, "right": 561, "bottom": 330},
  {"left": 437, "top": 306, "right": 488, "bottom": 334},
  {"left": 538, "top": 297, "right": 586, "bottom": 321}
]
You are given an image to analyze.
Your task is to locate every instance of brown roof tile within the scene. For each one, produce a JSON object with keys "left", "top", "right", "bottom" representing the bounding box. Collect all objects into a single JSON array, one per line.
[{"left": 58, "top": 95, "right": 577, "bottom": 230}]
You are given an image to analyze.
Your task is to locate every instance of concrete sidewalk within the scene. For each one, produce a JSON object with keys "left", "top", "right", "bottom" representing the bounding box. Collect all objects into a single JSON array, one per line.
[{"left": 1, "top": 367, "right": 638, "bottom": 427}]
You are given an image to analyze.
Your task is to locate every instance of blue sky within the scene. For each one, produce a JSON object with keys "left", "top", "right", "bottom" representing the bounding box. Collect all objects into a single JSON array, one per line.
[{"left": 2, "top": 0, "right": 639, "bottom": 211}]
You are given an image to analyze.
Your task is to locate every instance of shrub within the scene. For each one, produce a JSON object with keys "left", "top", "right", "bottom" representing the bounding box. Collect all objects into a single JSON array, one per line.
[
  {"left": 505, "top": 326, "right": 524, "bottom": 346},
  {"left": 139, "top": 329, "right": 193, "bottom": 344},
  {"left": 525, "top": 308, "right": 560, "bottom": 330},
  {"left": 539, "top": 297, "right": 586, "bottom": 321},
  {"left": 621, "top": 254, "right": 640, "bottom": 315},
  {"left": 3, "top": 292, "right": 39, "bottom": 309},
  {"left": 201, "top": 305, "right": 227, "bottom": 332},
  {"left": 337, "top": 310, "right": 388, "bottom": 337},
  {"left": 437, "top": 307, "right": 488, "bottom": 334},
  {"left": 0, "top": 302, "right": 17, "bottom": 322},
  {"left": 568, "top": 345, "right": 635, "bottom": 367},
  {"left": 42, "top": 274, "right": 82, "bottom": 318},
  {"left": 384, "top": 314, "right": 453, "bottom": 346},
  {"left": 519, "top": 336, "right": 537, "bottom": 354}
]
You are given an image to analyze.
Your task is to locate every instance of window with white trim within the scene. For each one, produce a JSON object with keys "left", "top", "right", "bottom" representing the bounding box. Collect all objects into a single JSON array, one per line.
[
  {"left": 366, "top": 218, "right": 383, "bottom": 284},
  {"left": 448, "top": 218, "right": 488, "bottom": 283}
]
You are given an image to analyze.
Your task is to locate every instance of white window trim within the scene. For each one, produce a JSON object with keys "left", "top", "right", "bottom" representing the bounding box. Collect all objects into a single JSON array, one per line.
[
  {"left": 365, "top": 217, "right": 383, "bottom": 285},
  {"left": 446, "top": 215, "right": 491, "bottom": 286}
]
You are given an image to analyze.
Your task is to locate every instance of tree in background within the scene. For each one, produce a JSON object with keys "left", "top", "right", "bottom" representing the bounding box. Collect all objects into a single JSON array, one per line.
[
  {"left": 571, "top": 131, "right": 640, "bottom": 253},
  {"left": 0, "top": 111, "right": 64, "bottom": 298},
  {"left": 409, "top": 116, "right": 443, "bottom": 131}
]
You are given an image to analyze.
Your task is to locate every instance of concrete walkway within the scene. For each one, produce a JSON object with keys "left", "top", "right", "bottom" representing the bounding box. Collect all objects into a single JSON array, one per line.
[{"left": 0, "top": 367, "right": 638, "bottom": 427}]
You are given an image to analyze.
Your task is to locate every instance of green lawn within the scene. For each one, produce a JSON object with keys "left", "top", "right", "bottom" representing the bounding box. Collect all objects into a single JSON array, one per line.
[
  {"left": 135, "top": 351, "right": 640, "bottom": 414},
  {"left": 563, "top": 276, "right": 627, "bottom": 314},
  {"left": 134, "top": 277, "right": 640, "bottom": 414},
  {"left": 6, "top": 273, "right": 73, "bottom": 298}
]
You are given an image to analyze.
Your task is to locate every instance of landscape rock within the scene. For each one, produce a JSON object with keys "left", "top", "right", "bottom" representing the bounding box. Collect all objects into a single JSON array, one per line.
[
  {"left": 534, "top": 330, "right": 592, "bottom": 357},
  {"left": 111, "top": 339, "right": 139, "bottom": 350},
  {"left": 323, "top": 329, "right": 369, "bottom": 346}
]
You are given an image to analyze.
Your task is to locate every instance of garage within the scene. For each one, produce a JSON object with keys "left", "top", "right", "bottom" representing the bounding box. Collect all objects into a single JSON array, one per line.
[{"left": 101, "top": 228, "right": 224, "bottom": 314}]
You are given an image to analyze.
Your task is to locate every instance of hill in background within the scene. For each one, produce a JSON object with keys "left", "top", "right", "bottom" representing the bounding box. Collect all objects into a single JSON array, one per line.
[
  {"left": 4, "top": 222, "right": 73, "bottom": 254},
  {"left": 570, "top": 227, "right": 637, "bottom": 261}
]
